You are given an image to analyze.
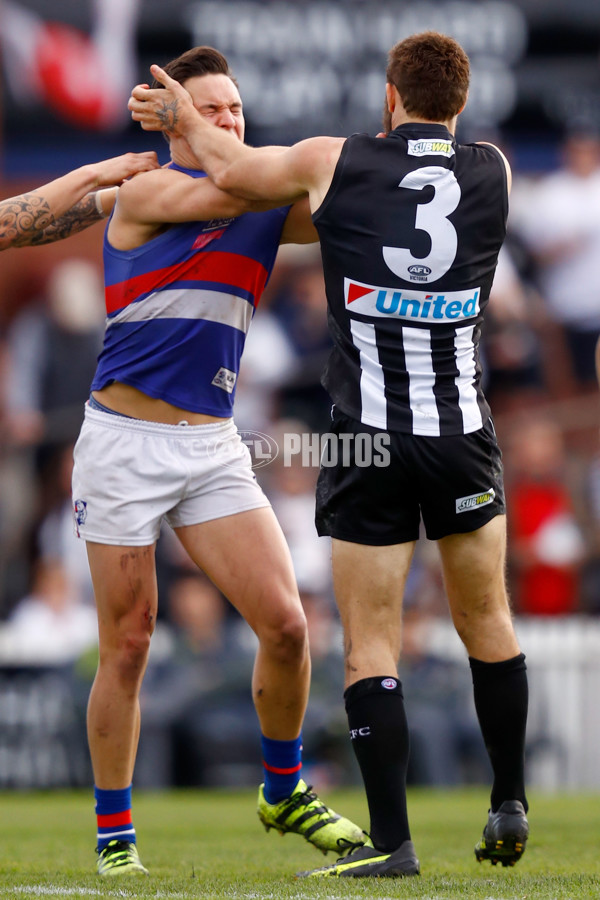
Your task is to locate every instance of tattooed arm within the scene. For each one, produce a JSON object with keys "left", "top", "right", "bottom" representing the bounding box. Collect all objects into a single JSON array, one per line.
[
  {"left": 1, "top": 190, "right": 108, "bottom": 248},
  {"left": 0, "top": 152, "right": 159, "bottom": 251}
]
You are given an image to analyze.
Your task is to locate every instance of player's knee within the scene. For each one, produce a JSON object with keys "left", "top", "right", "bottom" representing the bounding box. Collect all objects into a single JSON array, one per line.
[
  {"left": 453, "top": 602, "right": 510, "bottom": 646},
  {"left": 259, "top": 606, "right": 308, "bottom": 664},
  {"left": 111, "top": 628, "right": 152, "bottom": 684},
  {"left": 453, "top": 617, "right": 474, "bottom": 649}
]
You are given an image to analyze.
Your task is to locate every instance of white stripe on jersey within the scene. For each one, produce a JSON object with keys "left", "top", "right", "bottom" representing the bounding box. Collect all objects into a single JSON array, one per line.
[
  {"left": 402, "top": 325, "right": 440, "bottom": 436},
  {"left": 107, "top": 288, "right": 253, "bottom": 333},
  {"left": 349, "top": 319, "right": 388, "bottom": 428},
  {"left": 454, "top": 324, "right": 484, "bottom": 433}
]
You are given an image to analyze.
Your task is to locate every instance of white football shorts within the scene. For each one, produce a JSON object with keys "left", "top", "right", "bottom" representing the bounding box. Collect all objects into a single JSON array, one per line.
[{"left": 71, "top": 403, "right": 270, "bottom": 545}]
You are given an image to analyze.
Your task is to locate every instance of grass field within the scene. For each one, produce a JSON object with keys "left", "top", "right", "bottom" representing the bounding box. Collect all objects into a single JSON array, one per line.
[{"left": 0, "top": 787, "right": 598, "bottom": 899}]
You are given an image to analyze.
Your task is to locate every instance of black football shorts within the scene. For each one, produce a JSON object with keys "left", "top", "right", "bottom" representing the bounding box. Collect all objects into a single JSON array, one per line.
[{"left": 315, "top": 408, "right": 505, "bottom": 545}]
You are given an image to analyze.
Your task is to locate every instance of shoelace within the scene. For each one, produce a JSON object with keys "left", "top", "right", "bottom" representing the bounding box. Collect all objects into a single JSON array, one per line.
[
  {"left": 336, "top": 835, "right": 368, "bottom": 858},
  {"left": 98, "top": 840, "right": 131, "bottom": 859},
  {"left": 287, "top": 785, "right": 328, "bottom": 816}
]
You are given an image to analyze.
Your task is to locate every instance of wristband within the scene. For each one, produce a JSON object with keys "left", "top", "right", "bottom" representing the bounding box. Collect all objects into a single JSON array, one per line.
[{"left": 95, "top": 190, "right": 108, "bottom": 217}]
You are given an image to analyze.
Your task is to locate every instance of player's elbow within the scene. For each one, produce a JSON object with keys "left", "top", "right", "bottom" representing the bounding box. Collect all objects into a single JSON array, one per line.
[{"left": 211, "top": 165, "right": 246, "bottom": 196}]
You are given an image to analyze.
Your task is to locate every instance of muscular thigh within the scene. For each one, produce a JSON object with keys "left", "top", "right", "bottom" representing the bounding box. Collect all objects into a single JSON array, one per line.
[
  {"left": 175, "top": 506, "right": 301, "bottom": 633},
  {"left": 438, "top": 515, "right": 518, "bottom": 659},
  {"left": 86, "top": 542, "right": 158, "bottom": 644},
  {"left": 438, "top": 514, "right": 507, "bottom": 597}
]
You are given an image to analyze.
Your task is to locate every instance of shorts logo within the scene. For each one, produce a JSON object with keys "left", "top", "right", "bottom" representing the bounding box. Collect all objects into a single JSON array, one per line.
[
  {"left": 456, "top": 489, "right": 495, "bottom": 514},
  {"left": 212, "top": 366, "right": 237, "bottom": 393},
  {"left": 73, "top": 499, "right": 87, "bottom": 526},
  {"left": 344, "top": 278, "right": 480, "bottom": 321},
  {"left": 381, "top": 678, "right": 397, "bottom": 690}
]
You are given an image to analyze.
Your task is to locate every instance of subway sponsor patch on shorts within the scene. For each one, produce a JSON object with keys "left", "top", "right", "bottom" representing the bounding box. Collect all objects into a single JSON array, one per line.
[{"left": 455, "top": 488, "right": 495, "bottom": 514}]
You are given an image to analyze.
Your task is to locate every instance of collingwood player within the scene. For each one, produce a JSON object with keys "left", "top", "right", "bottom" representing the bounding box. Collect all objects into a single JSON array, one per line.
[{"left": 130, "top": 32, "right": 529, "bottom": 877}]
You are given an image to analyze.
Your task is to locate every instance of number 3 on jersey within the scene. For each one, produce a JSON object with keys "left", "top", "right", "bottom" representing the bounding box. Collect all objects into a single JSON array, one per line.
[{"left": 383, "top": 166, "right": 460, "bottom": 284}]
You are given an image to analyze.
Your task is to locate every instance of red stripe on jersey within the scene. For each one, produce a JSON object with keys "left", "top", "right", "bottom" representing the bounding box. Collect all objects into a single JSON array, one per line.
[
  {"left": 262, "top": 761, "right": 303, "bottom": 775},
  {"left": 105, "top": 251, "right": 269, "bottom": 315},
  {"left": 97, "top": 811, "right": 133, "bottom": 827}
]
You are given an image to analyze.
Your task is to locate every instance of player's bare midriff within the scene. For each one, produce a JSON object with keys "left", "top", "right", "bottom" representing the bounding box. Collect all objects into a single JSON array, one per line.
[{"left": 92, "top": 382, "right": 229, "bottom": 424}]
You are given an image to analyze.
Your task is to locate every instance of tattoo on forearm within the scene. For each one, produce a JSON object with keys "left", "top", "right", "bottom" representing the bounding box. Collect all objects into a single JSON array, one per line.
[
  {"left": 31, "top": 193, "right": 103, "bottom": 245},
  {"left": 156, "top": 99, "right": 179, "bottom": 131},
  {"left": 0, "top": 193, "right": 53, "bottom": 247},
  {"left": 0, "top": 192, "right": 103, "bottom": 249}
]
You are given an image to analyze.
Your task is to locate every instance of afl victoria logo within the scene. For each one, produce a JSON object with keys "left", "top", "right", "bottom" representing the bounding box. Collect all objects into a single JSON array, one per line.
[
  {"left": 408, "top": 264, "right": 432, "bottom": 277},
  {"left": 381, "top": 678, "right": 397, "bottom": 690}
]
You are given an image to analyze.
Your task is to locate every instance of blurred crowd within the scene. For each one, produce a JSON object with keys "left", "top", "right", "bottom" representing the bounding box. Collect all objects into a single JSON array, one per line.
[{"left": 1, "top": 129, "right": 600, "bottom": 788}]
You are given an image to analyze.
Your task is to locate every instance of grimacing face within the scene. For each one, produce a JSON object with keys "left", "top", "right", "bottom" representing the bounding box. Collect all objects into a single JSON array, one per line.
[{"left": 183, "top": 73, "right": 245, "bottom": 143}]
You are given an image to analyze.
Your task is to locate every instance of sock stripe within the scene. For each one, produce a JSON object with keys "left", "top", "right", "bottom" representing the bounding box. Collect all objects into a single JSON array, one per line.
[
  {"left": 262, "top": 761, "right": 302, "bottom": 775},
  {"left": 261, "top": 734, "right": 303, "bottom": 804},
  {"left": 97, "top": 826, "right": 136, "bottom": 840},
  {"left": 97, "top": 811, "right": 132, "bottom": 827}
]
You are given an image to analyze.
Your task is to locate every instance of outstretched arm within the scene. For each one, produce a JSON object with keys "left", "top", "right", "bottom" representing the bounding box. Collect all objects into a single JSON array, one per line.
[
  {"left": 0, "top": 152, "right": 159, "bottom": 251},
  {"left": 129, "top": 66, "right": 342, "bottom": 210}
]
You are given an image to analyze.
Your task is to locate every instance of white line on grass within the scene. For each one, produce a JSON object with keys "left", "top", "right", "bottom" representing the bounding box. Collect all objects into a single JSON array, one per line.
[
  {"left": 12, "top": 889, "right": 189, "bottom": 899},
  {"left": 246, "top": 894, "right": 516, "bottom": 900},
  {"left": 13, "top": 890, "right": 102, "bottom": 897},
  {"left": 12, "top": 888, "right": 517, "bottom": 900}
]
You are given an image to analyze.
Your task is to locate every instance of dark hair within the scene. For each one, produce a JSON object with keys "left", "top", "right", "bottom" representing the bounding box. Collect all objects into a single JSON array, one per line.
[
  {"left": 386, "top": 31, "right": 470, "bottom": 121},
  {"left": 151, "top": 46, "right": 237, "bottom": 89}
]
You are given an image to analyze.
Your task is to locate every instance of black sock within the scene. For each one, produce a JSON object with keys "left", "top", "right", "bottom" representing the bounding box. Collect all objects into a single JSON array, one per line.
[
  {"left": 469, "top": 653, "right": 528, "bottom": 813},
  {"left": 344, "top": 676, "right": 411, "bottom": 852}
]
